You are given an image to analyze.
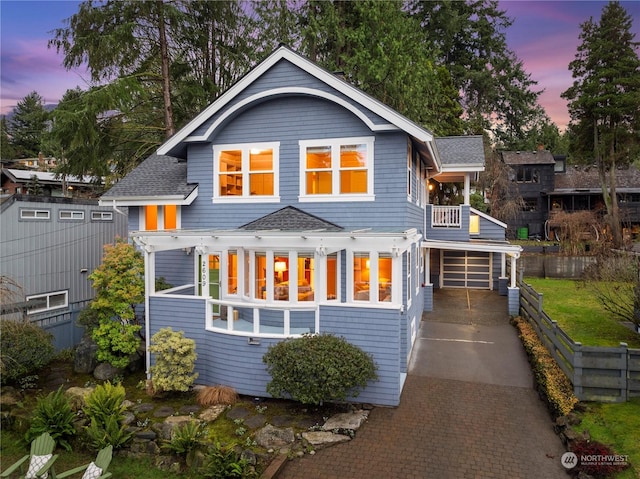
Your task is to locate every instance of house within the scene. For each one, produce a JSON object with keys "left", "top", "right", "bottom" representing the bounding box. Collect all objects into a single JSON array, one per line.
[
  {"left": 1, "top": 168, "right": 103, "bottom": 198},
  {"left": 0, "top": 194, "right": 128, "bottom": 349},
  {"left": 502, "top": 150, "right": 640, "bottom": 241},
  {"left": 100, "top": 46, "right": 522, "bottom": 406}
]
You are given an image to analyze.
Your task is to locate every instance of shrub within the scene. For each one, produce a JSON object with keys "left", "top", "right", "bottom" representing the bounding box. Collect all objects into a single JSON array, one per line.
[
  {"left": 571, "top": 439, "right": 630, "bottom": 478},
  {"left": 163, "top": 421, "right": 205, "bottom": 456},
  {"left": 263, "top": 333, "right": 378, "bottom": 405},
  {"left": 84, "top": 381, "right": 132, "bottom": 449},
  {"left": 196, "top": 385, "right": 238, "bottom": 406},
  {"left": 0, "top": 319, "right": 55, "bottom": 385},
  {"left": 92, "top": 320, "right": 141, "bottom": 369},
  {"left": 200, "top": 442, "right": 256, "bottom": 478},
  {"left": 512, "top": 316, "right": 579, "bottom": 416},
  {"left": 26, "top": 386, "right": 76, "bottom": 451},
  {"left": 149, "top": 327, "right": 198, "bottom": 394}
]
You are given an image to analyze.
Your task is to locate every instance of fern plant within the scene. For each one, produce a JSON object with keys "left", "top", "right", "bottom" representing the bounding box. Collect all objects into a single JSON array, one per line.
[
  {"left": 83, "top": 381, "right": 132, "bottom": 449},
  {"left": 26, "top": 386, "right": 76, "bottom": 451},
  {"left": 200, "top": 442, "right": 256, "bottom": 478}
]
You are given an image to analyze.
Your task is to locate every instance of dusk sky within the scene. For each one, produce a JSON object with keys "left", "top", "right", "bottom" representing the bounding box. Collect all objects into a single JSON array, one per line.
[{"left": 1, "top": 1, "right": 639, "bottom": 131}]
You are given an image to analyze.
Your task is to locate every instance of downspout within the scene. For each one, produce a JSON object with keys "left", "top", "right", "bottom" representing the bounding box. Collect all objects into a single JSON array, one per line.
[{"left": 110, "top": 199, "right": 127, "bottom": 216}]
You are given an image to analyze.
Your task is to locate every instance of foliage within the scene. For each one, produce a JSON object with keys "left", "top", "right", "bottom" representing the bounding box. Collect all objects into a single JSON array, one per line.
[
  {"left": 162, "top": 421, "right": 205, "bottom": 456},
  {"left": 477, "top": 149, "right": 525, "bottom": 225},
  {"left": 263, "top": 333, "right": 378, "bottom": 405},
  {"left": 469, "top": 192, "right": 488, "bottom": 213},
  {"left": 84, "top": 381, "right": 132, "bottom": 449},
  {"left": 25, "top": 386, "right": 76, "bottom": 451},
  {"left": 89, "top": 239, "right": 144, "bottom": 324},
  {"left": 0, "top": 319, "right": 55, "bottom": 385},
  {"left": 547, "top": 210, "right": 603, "bottom": 255},
  {"left": 200, "top": 442, "right": 257, "bottom": 479},
  {"left": 26, "top": 175, "right": 43, "bottom": 195},
  {"left": 512, "top": 316, "right": 578, "bottom": 416},
  {"left": 148, "top": 328, "right": 198, "bottom": 394},
  {"left": 580, "top": 252, "right": 640, "bottom": 328},
  {"left": 196, "top": 385, "right": 238, "bottom": 407},
  {"left": 570, "top": 439, "right": 630, "bottom": 478},
  {"left": 561, "top": 2, "right": 640, "bottom": 248},
  {"left": 8, "top": 91, "right": 49, "bottom": 158},
  {"left": 0, "top": 117, "right": 17, "bottom": 160},
  {"left": 92, "top": 320, "right": 141, "bottom": 369}
]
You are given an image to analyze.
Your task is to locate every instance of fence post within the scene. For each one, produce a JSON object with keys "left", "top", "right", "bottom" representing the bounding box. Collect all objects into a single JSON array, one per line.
[
  {"left": 620, "top": 342, "right": 629, "bottom": 402},
  {"left": 573, "top": 342, "right": 583, "bottom": 400}
]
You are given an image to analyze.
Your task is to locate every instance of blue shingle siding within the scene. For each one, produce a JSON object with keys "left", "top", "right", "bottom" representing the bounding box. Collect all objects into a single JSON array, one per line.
[
  {"left": 477, "top": 214, "right": 506, "bottom": 241},
  {"left": 155, "top": 250, "right": 193, "bottom": 288}
]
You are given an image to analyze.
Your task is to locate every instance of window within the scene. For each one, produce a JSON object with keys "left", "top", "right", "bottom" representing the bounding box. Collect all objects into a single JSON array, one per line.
[
  {"left": 91, "top": 211, "right": 113, "bottom": 221},
  {"left": 522, "top": 198, "right": 538, "bottom": 212},
  {"left": 515, "top": 166, "right": 540, "bottom": 183},
  {"left": 20, "top": 209, "right": 49, "bottom": 220},
  {"left": 297, "top": 253, "right": 315, "bottom": 302},
  {"left": 353, "top": 253, "right": 370, "bottom": 301},
  {"left": 214, "top": 143, "right": 279, "bottom": 201},
  {"left": 327, "top": 252, "right": 339, "bottom": 300},
  {"left": 228, "top": 251, "right": 238, "bottom": 294},
  {"left": 407, "top": 142, "right": 412, "bottom": 199},
  {"left": 406, "top": 249, "right": 412, "bottom": 306},
  {"left": 142, "top": 205, "right": 177, "bottom": 230},
  {"left": 469, "top": 214, "right": 480, "bottom": 234},
  {"left": 27, "top": 291, "right": 68, "bottom": 314},
  {"left": 256, "top": 253, "right": 267, "bottom": 299},
  {"left": 300, "top": 137, "right": 374, "bottom": 201},
  {"left": 59, "top": 210, "right": 84, "bottom": 220},
  {"left": 379, "top": 253, "right": 392, "bottom": 303}
]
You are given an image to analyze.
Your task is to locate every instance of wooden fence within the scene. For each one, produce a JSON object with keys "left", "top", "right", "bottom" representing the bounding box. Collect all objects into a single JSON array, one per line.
[{"left": 518, "top": 281, "right": 640, "bottom": 402}]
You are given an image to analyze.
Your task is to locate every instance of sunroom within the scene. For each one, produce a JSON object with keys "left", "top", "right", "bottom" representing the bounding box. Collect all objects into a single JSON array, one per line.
[{"left": 134, "top": 215, "right": 420, "bottom": 345}]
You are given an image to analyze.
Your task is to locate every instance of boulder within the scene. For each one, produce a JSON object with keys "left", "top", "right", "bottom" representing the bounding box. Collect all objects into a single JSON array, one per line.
[
  {"left": 323, "top": 410, "right": 369, "bottom": 431},
  {"left": 302, "top": 431, "right": 351, "bottom": 447},
  {"left": 254, "top": 424, "right": 295, "bottom": 449},
  {"left": 74, "top": 336, "right": 98, "bottom": 374},
  {"left": 93, "top": 362, "right": 124, "bottom": 381}
]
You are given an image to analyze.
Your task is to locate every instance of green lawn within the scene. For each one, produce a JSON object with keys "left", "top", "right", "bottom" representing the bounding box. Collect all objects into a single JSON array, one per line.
[
  {"left": 523, "top": 277, "right": 640, "bottom": 478},
  {"left": 523, "top": 277, "right": 640, "bottom": 348}
]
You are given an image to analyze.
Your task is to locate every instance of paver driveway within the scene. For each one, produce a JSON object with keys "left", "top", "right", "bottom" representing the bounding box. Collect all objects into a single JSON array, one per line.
[{"left": 278, "top": 289, "right": 567, "bottom": 479}]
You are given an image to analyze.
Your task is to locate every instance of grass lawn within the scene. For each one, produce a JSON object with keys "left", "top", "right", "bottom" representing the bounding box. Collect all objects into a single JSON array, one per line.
[
  {"left": 523, "top": 277, "right": 640, "bottom": 348},
  {"left": 523, "top": 277, "right": 640, "bottom": 478}
]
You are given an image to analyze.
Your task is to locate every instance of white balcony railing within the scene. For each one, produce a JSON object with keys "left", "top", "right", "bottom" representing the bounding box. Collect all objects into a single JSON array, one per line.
[{"left": 431, "top": 205, "right": 461, "bottom": 227}]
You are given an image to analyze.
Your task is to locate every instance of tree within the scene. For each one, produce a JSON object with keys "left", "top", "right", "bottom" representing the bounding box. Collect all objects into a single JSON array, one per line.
[
  {"left": 561, "top": 2, "right": 640, "bottom": 248},
  {"left": 410, "top": 0, "right": 546, "bottom": 139},
  {"left": 8, "top": 91, "right": 49, "bottom": 158},
  {"left": 581, "top": 252, "right": 640, "bottom": 331},
  {"left": 0, "top": 117, "right": 17, "bottom": 162},
  {"left": 88, "top": 239, "right": 144, "bottom": 368},
  {"left": 293, "top": 0, "right": 464, "bottom": 135}
]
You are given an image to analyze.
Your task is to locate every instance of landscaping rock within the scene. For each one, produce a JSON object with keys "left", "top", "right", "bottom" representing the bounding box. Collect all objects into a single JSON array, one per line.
[
  {"left": 226, "top": 406, "right": 251, "bottom": 420},
  {"left": 74, "top": 336, "right": 98, "bottom": 374},
  {"left": 93, "top": 362, "right": 123, "bottom": 381},
  {"left": 153, "top": 406, "right": 176, "bottom": 417},
  {"left": 254, "top": 424, "right": 295, "bottom": 449},
  {"left": 323, "top": 410, "right": 369, "bottom": 431},
  {"left": 302, "top": 431, "right": 351, "bottom": 447},
  {"left": 199, "top": 405, "right": 226, "bottom": 422},
  {"left": 244, "top": 414, "right": 266, "bottom": 429}
]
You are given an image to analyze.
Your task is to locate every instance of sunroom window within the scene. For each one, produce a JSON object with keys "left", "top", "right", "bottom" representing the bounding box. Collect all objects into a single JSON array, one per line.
[
  {"left": 300, "top": 137, "right": 374, "bottom": 201},
  {"left": 214, "top": 143, "right": 279, "bottom": 200}
]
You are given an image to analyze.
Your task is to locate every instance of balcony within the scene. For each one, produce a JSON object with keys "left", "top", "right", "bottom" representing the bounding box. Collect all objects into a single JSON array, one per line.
[{"left": 431, "top": 205, "right": 461, "bottom": 227}]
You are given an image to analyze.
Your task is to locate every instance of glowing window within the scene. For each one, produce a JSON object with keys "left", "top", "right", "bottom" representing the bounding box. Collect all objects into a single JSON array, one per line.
[
  {"left": 469, "top": 214, "right": 480, "bottom": 235},
  {"left": 215, "top": 143, "right": 279, "bottom": 199}
]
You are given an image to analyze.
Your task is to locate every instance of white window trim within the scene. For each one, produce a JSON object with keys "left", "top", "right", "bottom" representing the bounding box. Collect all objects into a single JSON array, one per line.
[
  {"left": 299, "top": 136, "right": 375, "bottom": 202},
  {"left": 213, "top": 142, "right": 281, "bottom": 203},
  {"left": 91, "top": 211, "right": 113, "bottom": 221},
  {"left": 59, "top": 210, "right": 85, "bottom": 220},
  {"left": 407, "top": 249, "right": 412, "bottom": 308},
  {"left": 27, "top": 290, "right": 68, "bottom": 314},
  {"left": 20, "top": 209, "right": 50, "bottom": 220}
]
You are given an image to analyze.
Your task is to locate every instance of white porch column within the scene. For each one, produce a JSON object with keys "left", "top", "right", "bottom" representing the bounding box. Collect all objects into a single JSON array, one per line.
[
  {"left": 144, "top": 249, "right": 155, "bottom": 379},
  {"left": 464, "top": 173, "right": 470, "bottom": 205},
  {"left": 510, "top": 255, "right": 517, "bottom": 288},
  {"left": 424, "top": 248, "right": 431, "bottom": 285},
  {"left": 501, "top": 253, "right": 506, "bottom": 278}
]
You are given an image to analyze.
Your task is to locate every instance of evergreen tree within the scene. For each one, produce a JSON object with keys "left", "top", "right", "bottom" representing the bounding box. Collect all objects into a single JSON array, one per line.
[
  {"left": 561, "top": 1, "right": 640, "bottom": 247},
  {"left": 8, "top": 91, "right": 49, "bottom": 158},
  {"left": 0, "top": 117, "right": 17, "bottom": 162}
]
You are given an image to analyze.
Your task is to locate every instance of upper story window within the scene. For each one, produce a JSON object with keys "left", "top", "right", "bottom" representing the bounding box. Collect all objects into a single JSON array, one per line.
[
  {"left": 213, "top": 143, "right": 279, "bottom": 202},
  {"left": 142, "top": 205, "right": 178, "bottom": 230},
  {"left": 299, "top": 137, "right": 374, "bottom": 202},
  {"left": 20, "top": 209, "right": 50, "bottom": 220},
  {"left": 59, "top": 210, "right": 84, "bottom": 220},
  {"left": 514, "top": 166, "right": 539, "bottom": 183}
]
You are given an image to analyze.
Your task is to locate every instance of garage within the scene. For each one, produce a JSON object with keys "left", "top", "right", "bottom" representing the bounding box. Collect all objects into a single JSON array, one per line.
[{"left": 441, "top": 250, "right": 492, "bottom": 289}]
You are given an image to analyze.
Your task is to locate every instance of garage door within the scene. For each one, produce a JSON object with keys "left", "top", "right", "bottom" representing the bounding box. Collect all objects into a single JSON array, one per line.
[{"left": 441, "top": 250, "right": 492, "bottom": 289}]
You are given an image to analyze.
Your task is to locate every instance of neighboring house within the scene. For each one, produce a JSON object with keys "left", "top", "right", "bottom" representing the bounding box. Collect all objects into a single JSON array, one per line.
[
  {"left": 0, "top": 194, "right": 128, "bottom": 349},
  {"left": 100, "top": 46, "right": 522, "bottom": 406},
  {"left": 502, "top": 150, "right": 640, "bottom": 241},
  {"left": 1, "top": 168, "right": 103, "bottom": 198}
]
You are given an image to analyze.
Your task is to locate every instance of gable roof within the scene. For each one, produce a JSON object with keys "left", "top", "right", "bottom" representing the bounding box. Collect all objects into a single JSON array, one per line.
[
  {"left": 100, "top": 154, "right": 198, "bottom": 205},
  {"left": 239, "top": 206, "right": 343, "bottom": 232},
  {"left": 157, "top": 45, "right": 438, "bottom": 168}
]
